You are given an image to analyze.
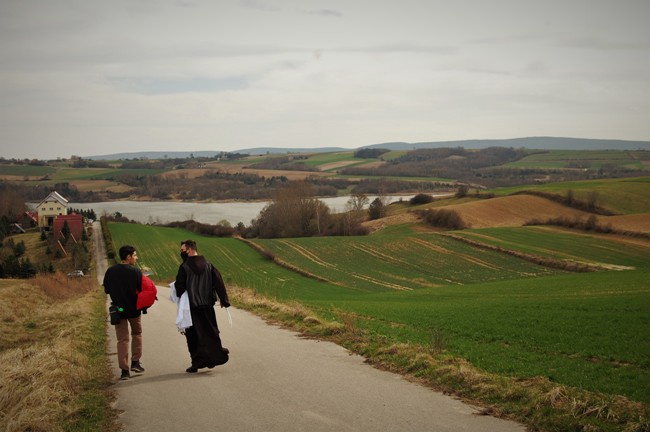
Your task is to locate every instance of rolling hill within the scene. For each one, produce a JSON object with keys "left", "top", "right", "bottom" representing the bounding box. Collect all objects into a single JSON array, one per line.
[{"left": 86, "top": 136, "right": 650, "bottom": 160}]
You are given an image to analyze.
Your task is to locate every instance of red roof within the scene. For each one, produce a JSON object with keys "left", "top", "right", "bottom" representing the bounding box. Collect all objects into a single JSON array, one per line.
[{"left": 53, "top": 214, "right": 84, "bottom": 241}]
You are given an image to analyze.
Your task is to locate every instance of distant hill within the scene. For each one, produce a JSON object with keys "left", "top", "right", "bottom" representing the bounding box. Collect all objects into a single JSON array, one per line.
[
  {"left": 87, "top": 147, "right": 347, "bottom": 160},
  {"left": 87, "top": 136, "right": 650, "bottom": 160},
  {"left": 364, "top": 137, "right": 650, "bottom": 151}
]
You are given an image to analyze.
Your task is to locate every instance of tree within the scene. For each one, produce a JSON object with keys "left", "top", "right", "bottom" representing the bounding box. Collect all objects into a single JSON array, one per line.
[
  {"left": 253, "top": 182, "right": 330, "bottom": 238},
  {"left": 62, "top": 220, "right": 71, "bottom": 243},
  {"left": 14, "top": 240, "right": 26, "bottom": 257},
  {"left": 19, "top": 258, "right": 37, "bottom": 278},
  {"left": 368, "top": 198, "right": 386, "bottom": 220},
  {"left": 72, "top": 243, "right": 90, "bottom": 273},
  {"left": 455, "top": 184, "right": 469, "bottom": 198},
  {"left": 347, "top": 192, "right": 369, "bottom": 213},
  {"left": 0, "top": 186, "right": 25, "bottom": 222}
]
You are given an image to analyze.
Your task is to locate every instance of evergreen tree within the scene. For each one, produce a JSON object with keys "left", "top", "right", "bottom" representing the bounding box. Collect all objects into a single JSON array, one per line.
[
  {"left": 62, "top": 220, "right": 71, "bottom": 243},
  {"left": 14, "top": 240, "right": 26, "bottom": 257},
  {"left": 19, "top": 258, "right": 37, "bottom": 278}
]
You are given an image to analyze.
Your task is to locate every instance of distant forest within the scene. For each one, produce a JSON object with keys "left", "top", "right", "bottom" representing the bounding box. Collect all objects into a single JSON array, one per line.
[
  {"left": 341, "top": 147, "right": 647, "bottom": 188},
  {"left": 2, "top": 146, "right": 648, "bottom": 202}
]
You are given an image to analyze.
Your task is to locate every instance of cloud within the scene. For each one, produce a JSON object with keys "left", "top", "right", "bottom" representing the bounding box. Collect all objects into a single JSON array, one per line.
[
  {"left": 300, "top": 9, "right": 343, "bottom": 18},
  {"left": 109, "top": 77, "right": 250, "bottom": 95},
  {"left": 239, "top": 0, "right": 281, "bottom": 12}
]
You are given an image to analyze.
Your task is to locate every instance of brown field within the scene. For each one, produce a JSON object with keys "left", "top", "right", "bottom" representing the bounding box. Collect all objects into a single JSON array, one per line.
[
  {"left": 0, "top": 175, "right": 40, "bottom": 181},
  {"left": 602, "top": 213, "right": 650, "bottom": 233},
  {"left": 70, "top": 179, "right": 132, "bottom": 193},
  {"left": 365, "top": 195, "right": 650, "bottom": 234},
  {"left": 319, "top": 161, "right": 385, "bottom": 171},
  {"left": 440, "top": 195, "right": 596, "bottom": 229},
  {"left": 162, "top": 163, "right": 333, "bottom": 181}
]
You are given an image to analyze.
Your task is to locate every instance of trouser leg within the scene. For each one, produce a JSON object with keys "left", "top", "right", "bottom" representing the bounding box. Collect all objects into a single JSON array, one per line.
[
  {"left": 115, "top": 319, "right": 130, "bottom": 370},
  {"left": 129, "top": 316, "right": 143, "bottom": 362}
]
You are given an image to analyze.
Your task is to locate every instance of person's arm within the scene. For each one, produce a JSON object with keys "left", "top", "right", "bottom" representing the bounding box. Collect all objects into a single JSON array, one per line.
[
  {"left": 212, "top": 265, "right": 230, "bottom": 308},
  {"left": 102, "top": 268, "right": 111, "bottom": 295},
  {"left": 175, "top": 265, "right": 187, "bottom": 297}
]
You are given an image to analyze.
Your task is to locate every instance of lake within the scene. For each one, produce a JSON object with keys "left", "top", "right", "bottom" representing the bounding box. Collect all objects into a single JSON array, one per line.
[{"left": 65, "top": 195, "right": 435, "bottom": 226}]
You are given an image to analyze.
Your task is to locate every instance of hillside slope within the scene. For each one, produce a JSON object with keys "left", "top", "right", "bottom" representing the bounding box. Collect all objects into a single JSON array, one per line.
[{"left": 367, "top": 195, "right": 650, "bottom": 233}]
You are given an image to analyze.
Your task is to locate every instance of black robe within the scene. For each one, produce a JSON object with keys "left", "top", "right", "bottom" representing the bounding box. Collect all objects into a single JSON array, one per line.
[
  {"left": 175, "top": 255, "right": 230, "bottom": 369},
  {"left": 184, "top": 306, "right": 228, "bottom": 368}
]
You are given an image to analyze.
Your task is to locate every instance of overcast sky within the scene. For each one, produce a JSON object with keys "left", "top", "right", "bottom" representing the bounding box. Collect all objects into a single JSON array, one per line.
[{"left": 1, "top": 0, "right": 649, "bottom": 160}]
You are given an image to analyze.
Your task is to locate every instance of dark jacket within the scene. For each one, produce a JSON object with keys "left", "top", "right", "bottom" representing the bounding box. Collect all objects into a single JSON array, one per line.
[
  {"left": 175, "top": 255, "right": 230, "bottom": 309},
  {"left": 103, "top": 263, "right": 143, "bottom": 318}
]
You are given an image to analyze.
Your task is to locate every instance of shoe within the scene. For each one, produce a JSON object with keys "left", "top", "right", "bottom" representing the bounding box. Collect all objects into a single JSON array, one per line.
[
  {"left": 120, "top": 369, "right": 130, "bottom": 380},
  {"left": 186, "top": 366, "right": 198, "bottom": 373},
  {"left": 222, "top": 347, "right": 230, "bottom": 355},
  {"left": 130, "top": 361, "right": 145, "bottom": 373}
]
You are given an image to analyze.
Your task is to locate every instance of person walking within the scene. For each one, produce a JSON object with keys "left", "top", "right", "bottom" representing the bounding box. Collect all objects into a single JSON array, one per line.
[
  {"left": 175, "top": 239, "right": 230, "bottom": 373},
  {"left": 103, "top": 245, "right": 145, "bottom": 380}
]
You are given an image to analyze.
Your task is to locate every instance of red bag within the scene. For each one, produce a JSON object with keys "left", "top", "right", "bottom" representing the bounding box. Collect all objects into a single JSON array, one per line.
[{"left": 137, "top": 274, "right": 158, "bottom": 310}]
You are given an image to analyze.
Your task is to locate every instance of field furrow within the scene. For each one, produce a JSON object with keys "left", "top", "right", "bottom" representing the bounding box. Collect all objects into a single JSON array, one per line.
[
  {"left": 348, "top": 272, "right": 413, "bottom": 291},
  {"left": 408, "top": 237, "right": 502, "bottom": 270},
  {"left": 279, "top": 240, "right": 337, "bottom": 269}
]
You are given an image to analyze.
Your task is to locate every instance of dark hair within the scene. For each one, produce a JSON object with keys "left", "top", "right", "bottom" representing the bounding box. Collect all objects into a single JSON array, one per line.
[
  {"left": 119, "top": 245, "right": 136, "bottom": 261},
  {"left": 184, "top": 239, "right": 197, "bottom": 251}
]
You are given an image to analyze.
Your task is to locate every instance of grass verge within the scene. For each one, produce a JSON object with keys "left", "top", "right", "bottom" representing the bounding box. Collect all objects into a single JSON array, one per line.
[
  {"left": 0, "top": 275, "right": 118, "bottom": 432},
  {"left": 229, "top": 285, "right": 650, "bottom": 432}
]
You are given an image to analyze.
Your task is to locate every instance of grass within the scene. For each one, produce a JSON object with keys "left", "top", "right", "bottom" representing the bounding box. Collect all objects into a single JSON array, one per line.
[
  {"left": 492, "top": 176, "right": 650, "bottom": 214},
  {"left": 51, "top": 167, "right": 166, "bottom": 181},
  {"left": 107, "top": 221, "right": 650, "bottom": 422},
  {"left": 503, "top": 150, "right": 650, "bottom": 170},
  {"left": 452, "top": 226, "right": 650, "bottom": 269},
  {"left": 0, "top": 165, "right": 57, "bottom": 177},
  {"left": 0, "top": 275, "right": 117, "bottom": 432},
  {"left": 229, "top": 283, "right": 650, "bottom": 432}
]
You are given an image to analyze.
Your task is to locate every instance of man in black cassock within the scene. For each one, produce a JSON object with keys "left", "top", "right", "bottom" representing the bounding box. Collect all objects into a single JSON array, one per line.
[{"left": 175, "top": 239, "right": 230, "bottom": 373}]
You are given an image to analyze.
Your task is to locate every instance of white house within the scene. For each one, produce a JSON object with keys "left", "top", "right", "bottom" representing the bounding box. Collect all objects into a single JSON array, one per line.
[{"left": 37, "top": 191, "right": 68, "bottom": 229}]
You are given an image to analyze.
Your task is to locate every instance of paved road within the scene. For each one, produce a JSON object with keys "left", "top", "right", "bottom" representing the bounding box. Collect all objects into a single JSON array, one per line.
[{"left": 95, "top": 223, "right": 526, "bottom": 432}]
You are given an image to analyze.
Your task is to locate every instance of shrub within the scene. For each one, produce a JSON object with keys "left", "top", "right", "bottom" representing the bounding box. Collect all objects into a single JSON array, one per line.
[
  {"left": 419, "top": 209, "right": 467, "bottom": 230},
  {"left": 409, "top": 194, "right": 434, "bottom": 205}
]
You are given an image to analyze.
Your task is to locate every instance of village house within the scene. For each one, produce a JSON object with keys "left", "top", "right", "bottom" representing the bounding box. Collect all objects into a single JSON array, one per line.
[
  {"left": 15, "top": 211, "right": 38, "bottom": 229},
  {"left": 37, "top": 191, "right": 68, "bottom": 230},
  {"left": 52, "top": 213, "right": 84, "bottom": 242}
]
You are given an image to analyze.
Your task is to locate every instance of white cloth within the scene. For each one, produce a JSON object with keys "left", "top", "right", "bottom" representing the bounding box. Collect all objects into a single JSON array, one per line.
[{"left": 169, "top": 281, "right": 192, "bottom": 331}]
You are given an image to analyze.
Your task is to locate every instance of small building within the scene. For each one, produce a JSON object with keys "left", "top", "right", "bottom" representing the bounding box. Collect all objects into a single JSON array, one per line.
[
  {"left": 37, "top": 191, "right": 68, "bottom": 230},
  {"left": 15, "top": 211, "right": 38, "bottom": 229},
  {"left": 53, "top": 213, "right": 84, "bottom": 242}
]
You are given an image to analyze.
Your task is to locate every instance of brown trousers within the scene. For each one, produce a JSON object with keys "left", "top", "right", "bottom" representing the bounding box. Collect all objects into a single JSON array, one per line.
[{"left": 114, "top": 316, "right": 142, "bottom": 371}]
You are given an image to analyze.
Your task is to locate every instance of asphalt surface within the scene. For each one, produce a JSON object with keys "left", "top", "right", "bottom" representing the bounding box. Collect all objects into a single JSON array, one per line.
[{"left": 95, "top": 222, "right": 526, "bottom": 432}]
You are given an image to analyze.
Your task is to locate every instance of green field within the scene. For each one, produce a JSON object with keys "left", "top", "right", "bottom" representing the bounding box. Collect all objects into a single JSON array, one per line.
[
  {"left": 51, "top": 167, "right": 166, "bottom": 180},
  {"left": 108, "top": 221, "right": 650, "bottom": 405},
  {"left": 504, "top": 150, "right": 650, "bottom": 170},
  {"left": 0, "top": 165, "right": 57, "bottom": 176},
  {"left": 492, "top": 176, "right": 650, "bottom": 214}
]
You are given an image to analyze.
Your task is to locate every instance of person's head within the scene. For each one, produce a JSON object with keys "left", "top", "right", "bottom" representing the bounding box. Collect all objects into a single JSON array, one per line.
[
  {"left": 184, "top": 240, "right": 197, "bottom": 253},
  {"left": 119, "top": 245, "right": 138, "bottom": 264},
  {"left": 180, "top": 240, "right": 197, "bottom": 261},
  {"left": 180, "top": 241, "right": 188, "bottom": 261}
]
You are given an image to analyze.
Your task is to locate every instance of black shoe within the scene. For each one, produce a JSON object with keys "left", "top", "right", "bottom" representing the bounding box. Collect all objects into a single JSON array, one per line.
[
  {"left": 186, "top": 366, "right": 198, "bottom": 373},
  {"left": 130, "top": 361, "right": 145, "bottom": 373},
  {"left": 222, "top": 347, "right": 230, "bottom": 355},
  {"left": 120, "top": 369, "right": 130, "bottom": 380}
]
